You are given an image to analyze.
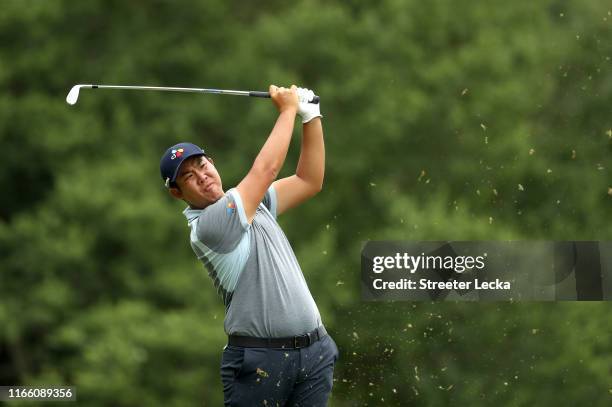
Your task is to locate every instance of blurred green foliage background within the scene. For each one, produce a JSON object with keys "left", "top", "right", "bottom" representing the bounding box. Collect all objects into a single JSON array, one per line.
[{"left": 0, "top": 0, "right": 611, "bottom": 405}]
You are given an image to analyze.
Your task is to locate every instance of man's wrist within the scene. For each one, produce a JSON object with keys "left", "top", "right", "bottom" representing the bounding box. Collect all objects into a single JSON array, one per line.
[
  {"left": 280, "top": 106, "right": 298, "bottom": 116},
  {"left": 302, "top": 113, "right": 323, "bottom": 124},
  {"left": 303, "top": 116, "right": 322, "bottom": 125}
]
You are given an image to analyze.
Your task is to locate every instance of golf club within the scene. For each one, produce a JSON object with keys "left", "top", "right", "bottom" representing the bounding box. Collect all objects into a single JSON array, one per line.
[{"left": 66, "top": 84, "right": 320, "bottom": 105}]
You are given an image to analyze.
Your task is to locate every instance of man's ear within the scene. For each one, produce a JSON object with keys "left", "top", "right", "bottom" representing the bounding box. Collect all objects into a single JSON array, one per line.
[{"left": 168, "top": 187, "right": 183, "bottom": 200}]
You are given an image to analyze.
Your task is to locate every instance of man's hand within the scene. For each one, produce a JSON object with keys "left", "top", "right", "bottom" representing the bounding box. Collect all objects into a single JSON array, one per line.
[
  {"left": 270, "top": 85, "right": 299, "bottom": 114},
  {"left": 297, "top": 87, "right": 322, "bottom": 124}
]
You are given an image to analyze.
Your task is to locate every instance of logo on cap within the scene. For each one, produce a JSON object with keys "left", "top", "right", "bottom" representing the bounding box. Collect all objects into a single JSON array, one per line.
[{"left": 171, "top": 148, "right": 184, "bottom": 160}]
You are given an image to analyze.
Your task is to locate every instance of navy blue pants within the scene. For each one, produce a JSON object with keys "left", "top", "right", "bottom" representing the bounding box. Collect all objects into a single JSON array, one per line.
[{"left": 220, "top": 334, "right": 339, "bottom": 406}]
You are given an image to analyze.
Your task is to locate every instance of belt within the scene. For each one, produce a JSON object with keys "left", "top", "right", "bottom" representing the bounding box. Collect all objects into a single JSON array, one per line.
[{"left": 228, "top": 326, "right": 327, "bottom": 349}]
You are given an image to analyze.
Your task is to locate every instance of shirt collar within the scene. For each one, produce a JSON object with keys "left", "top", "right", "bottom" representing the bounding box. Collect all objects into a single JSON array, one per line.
[
  {"left": 183, "top": 206, "right": 201, "bottom": 225},
  {"left": 182, "top": 192, "right": 227, "bottom": 225}
]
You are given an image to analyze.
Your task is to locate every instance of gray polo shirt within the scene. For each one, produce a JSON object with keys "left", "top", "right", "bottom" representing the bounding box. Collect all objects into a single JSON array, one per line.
[{"left": 183, "top": 186, "right": 322, "bottom": 338}]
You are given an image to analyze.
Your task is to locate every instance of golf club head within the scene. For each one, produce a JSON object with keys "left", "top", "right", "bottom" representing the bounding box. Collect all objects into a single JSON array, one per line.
[{"left": 66, "top": 84, "right": 90, "bottom": 105}]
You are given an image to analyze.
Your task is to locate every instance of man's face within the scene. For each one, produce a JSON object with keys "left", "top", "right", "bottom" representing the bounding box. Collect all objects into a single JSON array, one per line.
[{"left": 171, "top": 155, "right": 224, "bottom": 208}]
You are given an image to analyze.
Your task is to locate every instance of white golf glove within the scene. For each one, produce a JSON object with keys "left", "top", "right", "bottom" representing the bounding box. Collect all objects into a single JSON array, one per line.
[{"left": 296, "top": 87, "right": 322, "bottom": 124}]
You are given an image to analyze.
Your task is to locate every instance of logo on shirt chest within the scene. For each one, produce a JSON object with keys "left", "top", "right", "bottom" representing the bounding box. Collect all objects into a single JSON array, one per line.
[{"left": 227, "top": 202, "right": 236, "bottom": 215}]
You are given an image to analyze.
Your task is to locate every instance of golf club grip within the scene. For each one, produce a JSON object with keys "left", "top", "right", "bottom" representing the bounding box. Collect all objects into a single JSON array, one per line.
[{"left": 249, "top": 91, "right": 320, "bottom": 104}]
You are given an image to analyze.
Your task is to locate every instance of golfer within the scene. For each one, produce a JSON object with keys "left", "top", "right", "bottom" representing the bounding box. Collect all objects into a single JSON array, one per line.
[{"left": 160, "top": 85, "right": 338, "bottom": 406}]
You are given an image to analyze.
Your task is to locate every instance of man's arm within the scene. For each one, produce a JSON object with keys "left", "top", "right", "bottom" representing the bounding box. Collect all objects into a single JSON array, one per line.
[
  {"left": 273, "top": 94, "right": 324, "bottom": 215},
  {"left": 236, "top": 85, "right": 298, "bottom": 224}
]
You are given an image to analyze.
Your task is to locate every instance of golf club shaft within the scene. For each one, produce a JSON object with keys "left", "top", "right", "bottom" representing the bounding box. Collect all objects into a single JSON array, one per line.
[{"left": 85, "top": 85, "right": 320, "bottom": 104}]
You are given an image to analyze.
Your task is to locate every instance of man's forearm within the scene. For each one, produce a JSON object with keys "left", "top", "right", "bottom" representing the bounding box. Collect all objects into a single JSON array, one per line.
[
  {"left": 253, "top": 109, "right": 297, "bottom": 178},
  {"left": 295, "top": 118, "right": 325, "bottom": 190}
]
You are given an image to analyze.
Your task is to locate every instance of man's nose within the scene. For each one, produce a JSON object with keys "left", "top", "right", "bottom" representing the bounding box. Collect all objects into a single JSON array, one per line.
[{"left": 196, "top": 171, "right": 207, "bottom": 184}]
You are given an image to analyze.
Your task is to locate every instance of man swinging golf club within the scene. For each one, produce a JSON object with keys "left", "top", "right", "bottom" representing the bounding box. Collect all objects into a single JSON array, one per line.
[{"left": 160, "top": 85, "right": 338, "bottom": 406}]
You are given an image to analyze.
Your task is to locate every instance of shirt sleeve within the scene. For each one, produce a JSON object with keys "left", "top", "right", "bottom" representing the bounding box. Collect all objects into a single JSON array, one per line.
[
  {"left": 195, "top": 188, "right": 250, "bottom": 253},
  {"left": 261, "top": 185, "right": 278, "bottom": 219}
]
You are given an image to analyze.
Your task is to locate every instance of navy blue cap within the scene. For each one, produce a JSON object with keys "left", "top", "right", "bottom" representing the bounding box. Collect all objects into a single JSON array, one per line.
[{"left": 160, "top": 142, "right": 206, "bottom": 188}]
